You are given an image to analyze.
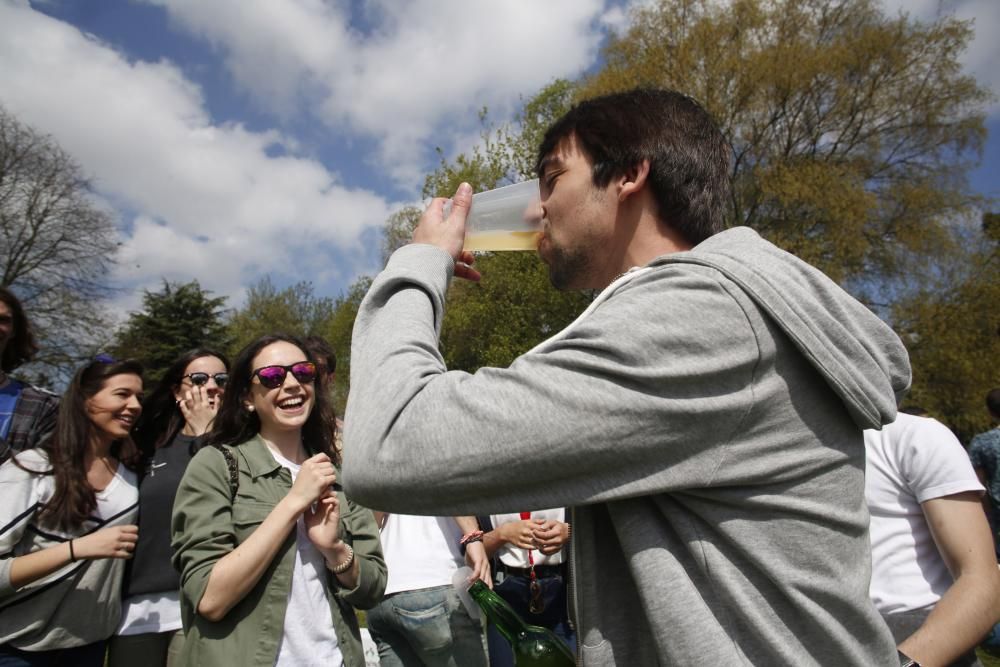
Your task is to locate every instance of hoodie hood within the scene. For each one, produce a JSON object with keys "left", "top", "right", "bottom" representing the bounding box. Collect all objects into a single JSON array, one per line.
[{"left": 657, "top": 227, "right": 910, "bottom": 429}]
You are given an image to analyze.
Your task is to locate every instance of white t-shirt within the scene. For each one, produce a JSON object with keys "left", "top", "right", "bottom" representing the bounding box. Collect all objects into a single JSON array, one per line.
[
  {"left": 267, "top": 447, "right": 343, "bottom": 667},
  {"left": 490, "top": 508, "right": 565, "bottom": 568},
  {"left": 865, "top": 413, "right": 984, "bottom": 614},
  {"left": 380, "top": 514, "right": 465, "bottom": 596},
  {"left": 116, "top": 591, "right": 181, "bottom": 635}
]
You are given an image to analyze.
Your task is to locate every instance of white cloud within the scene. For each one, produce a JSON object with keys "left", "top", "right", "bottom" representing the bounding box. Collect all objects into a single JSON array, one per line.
[
  {"left": 141, "top": 0, "right": 609, "bottom": 185},
  {"left": 880, "top": 0, "right": 999, "bottom": 110},
  {"left": 0, "top": 0, "right": 395, "bottom": 309}
]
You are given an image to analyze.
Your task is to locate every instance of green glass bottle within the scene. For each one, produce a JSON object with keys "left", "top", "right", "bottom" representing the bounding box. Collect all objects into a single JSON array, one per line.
[{"left": 467, "top": 580, "right": 575, "bottom": 666}]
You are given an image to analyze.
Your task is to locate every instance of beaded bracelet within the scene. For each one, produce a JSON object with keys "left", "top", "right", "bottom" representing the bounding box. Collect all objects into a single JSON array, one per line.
[{"left": 331, "top": 543, "right": 355, "bottom": 574}]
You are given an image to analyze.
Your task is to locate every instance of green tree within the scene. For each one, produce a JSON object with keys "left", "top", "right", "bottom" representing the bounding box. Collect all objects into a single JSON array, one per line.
[
  {"left": 225, "top": 277, "right": 337, "bottom": 356},
  {"left": 112, "top": 281, "right": 230, "bottom": 383},
  {"left": 319, "top": 276, "right": 372, "bottom": 414},
  {"left": 410, "top": 81, "right": 588, "bottom": 372},
  {"left": 585, "top": 0, "right": 992, "bottom": 290},
  {"left": 891, "top": 212, "right": 999, "bottom": 442}
]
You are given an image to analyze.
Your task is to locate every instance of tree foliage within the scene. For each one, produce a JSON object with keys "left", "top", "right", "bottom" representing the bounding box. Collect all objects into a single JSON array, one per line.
[
  {"left": 0, "top": 106, "right": 118, "bottom": 377},
  {"left": 891, "top": 212, "right": 999, "bottom": 442},
  {"left": 417, "top": 81, "right": 590, "bottom": 373},
  {"left": 361, "top": 1, "right": 995, "bottom": 436},
  {"left": 225, "top": 277, "right": 337, "bottom": 356},
  {"left": 112, "top": 280, "right": 231, "bottom": 383},
  {"left": 323, "top": 275, "right": 372, "bottom": 414},
  {"left": 585, "top": 0, "right": 991, "bottom": 290}
]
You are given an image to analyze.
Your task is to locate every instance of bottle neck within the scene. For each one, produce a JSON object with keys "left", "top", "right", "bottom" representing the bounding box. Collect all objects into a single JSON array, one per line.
[{"left": 468, "top": 580, "right": 528, "bottom": 643}]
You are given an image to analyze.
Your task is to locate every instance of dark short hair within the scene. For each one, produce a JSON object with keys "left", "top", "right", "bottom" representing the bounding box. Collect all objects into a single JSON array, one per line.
[
  {"left": 536, "top": 87, "right": 732, "bottom": 246},
  {"left": 987, "top": 389, "right": 1000, "bottom": 420},
  {"left": 304, "top": 335, "right": 336, "bottom": 375},
  {"left": 0, "top": 286, "right": 40, "bottom": 372}
]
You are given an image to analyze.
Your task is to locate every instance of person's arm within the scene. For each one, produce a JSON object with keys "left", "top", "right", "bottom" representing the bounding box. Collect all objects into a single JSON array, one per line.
[
  {"left": 897, "top": 492, "right": 1000, "bottom": 666},
  {"left": 483, "top": 519, "right": 539, "bottom": 558},
  {"left": 343, "top": 224, "right": 758, "bottom": 515},
  {"left": 172, "top": 448, "right": 335, "bottom": 622},
  {"left": 532, "top": 518, "right": 571, "bottom": 556},
  {"left": 454, "top": 515, "right": 490, "bottom": 584},
  {"left": 9, "top": 524, "right": 138, "bottom": 591},
  {"left": 328, "top": 492, "right": 386, "bottom": 610}
]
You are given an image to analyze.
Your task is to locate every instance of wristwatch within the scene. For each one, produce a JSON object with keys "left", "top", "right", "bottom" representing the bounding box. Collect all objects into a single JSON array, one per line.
[{"left": 898, "top": 650, "right": 921, "bottom": 667}]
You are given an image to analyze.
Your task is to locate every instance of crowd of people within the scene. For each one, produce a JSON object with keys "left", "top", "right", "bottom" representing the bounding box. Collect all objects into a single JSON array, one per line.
[{"left": 1, "top": 87, "right": 999, "bottom": 667}]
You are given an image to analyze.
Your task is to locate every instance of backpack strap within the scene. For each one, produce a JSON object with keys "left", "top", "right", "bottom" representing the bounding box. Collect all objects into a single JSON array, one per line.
[{"left": 213, "top": 443, "right": 239, "bottom": 500}]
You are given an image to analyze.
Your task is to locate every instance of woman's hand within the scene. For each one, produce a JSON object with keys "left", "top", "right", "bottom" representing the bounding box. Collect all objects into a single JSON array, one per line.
[
  {"left": 178, "top": 385, "right": 219, "bottom": 435},
  {"left": 73, "top": 524, "right": 139, "bottom": 560},
  {"left": 465, "top": 541, "right": 492, "bottom": 586},
  {"left": 304, "top": 489, "right": 342, "bottom": 551},
  {"left": 285, "top": 453, "right": 337, "bottom": 515}
]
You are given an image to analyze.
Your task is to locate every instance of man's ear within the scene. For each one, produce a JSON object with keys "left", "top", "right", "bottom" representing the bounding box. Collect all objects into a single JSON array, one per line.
[{"left": 618, "top": 160, "right": 651, "bottom": 202}]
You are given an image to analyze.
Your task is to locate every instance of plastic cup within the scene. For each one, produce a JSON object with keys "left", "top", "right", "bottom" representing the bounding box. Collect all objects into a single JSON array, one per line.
[
  {"left": 444, "top": 180, "right": 543, "bottom": 252},
  {"left": 451, "top": 566, "right": 482, "bottom": 620}
]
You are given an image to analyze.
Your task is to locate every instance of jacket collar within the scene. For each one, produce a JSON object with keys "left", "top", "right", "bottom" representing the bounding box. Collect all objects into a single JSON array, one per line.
[{"left": 237, "top": 434, "right": 285, "bottom": 480}]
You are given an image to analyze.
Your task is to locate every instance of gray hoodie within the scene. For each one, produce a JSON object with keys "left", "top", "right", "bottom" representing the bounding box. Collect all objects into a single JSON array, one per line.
[{"left": 344, "top": 227, "right": 909, "bottom": 665}]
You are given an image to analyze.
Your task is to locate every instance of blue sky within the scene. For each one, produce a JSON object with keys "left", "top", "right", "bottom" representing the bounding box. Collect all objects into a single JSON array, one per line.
[{"left": 0, "top": 0, "right": 996, "bottom": 321}]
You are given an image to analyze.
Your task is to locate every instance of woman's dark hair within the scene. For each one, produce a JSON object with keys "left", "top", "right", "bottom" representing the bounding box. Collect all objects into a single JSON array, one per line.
[
  {"left": 31, "top": 357, "right": 144, "bottom": 531},
  {"left": 206, "top": 334, "right": 338, "bottom": 463},
  {"left": 132, "top": 348, "right": 230, "bottom": 461},
  {"left": 0, "top": 286, "right": 40, "bottom": 373}
]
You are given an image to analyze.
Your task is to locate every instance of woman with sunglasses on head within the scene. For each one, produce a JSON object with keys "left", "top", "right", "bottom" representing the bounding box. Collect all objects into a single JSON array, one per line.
[
  {"left": 107, "top": 349, "right": 229, "bottom": 667},
  {"left": 0, "top": 357, "right": 143, "bottom": 667},
  {"left": 172, "top": 334, "right": 385, "bottom": 667}
]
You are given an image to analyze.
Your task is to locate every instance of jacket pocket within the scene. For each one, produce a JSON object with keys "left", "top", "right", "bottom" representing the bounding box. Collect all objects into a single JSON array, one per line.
[{"left": 231, "top": 500, "right": 273, "bottom": 541}]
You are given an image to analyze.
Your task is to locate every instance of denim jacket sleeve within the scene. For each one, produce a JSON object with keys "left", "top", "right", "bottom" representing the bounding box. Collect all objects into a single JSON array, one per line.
[
  {"left": 332, "top": 492, "right": 386, "bottom": 610},
  {"left": 171, "top": 445, "right": 235, "bottom": 624}
]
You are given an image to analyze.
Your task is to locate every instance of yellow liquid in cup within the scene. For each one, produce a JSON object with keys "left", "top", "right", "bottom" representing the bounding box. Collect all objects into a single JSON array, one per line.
[{"left": 464, "top": 231, "right": 542, "bottom": 252}]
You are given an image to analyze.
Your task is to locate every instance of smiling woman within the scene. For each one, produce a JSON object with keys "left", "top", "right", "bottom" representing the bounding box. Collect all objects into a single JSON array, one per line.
[
  {"left": 171, "top": 334, "right": 385, "bottom": 667},
  {"left": 0, "top": 357, "right": 143, "bottom": 667},
  {"left": 108, "top": 349, "right": 230, "bottom": 667}
]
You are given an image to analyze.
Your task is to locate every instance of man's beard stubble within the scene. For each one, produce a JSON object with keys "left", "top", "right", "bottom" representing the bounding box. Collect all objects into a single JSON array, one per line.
[{"left": 544, "top": 243, "right": 590, "bottom": 291}]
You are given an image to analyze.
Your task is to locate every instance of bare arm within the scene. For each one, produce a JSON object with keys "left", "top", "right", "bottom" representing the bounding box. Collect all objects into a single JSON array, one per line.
[
  {"left": 10, "top": 524, "right": 138, "bottom": 590},
  {"left": 898, "top": 492, "right": 1000, "bottom": 666},
  {"left": 483, "top": 519, "right": 538, "bottom": 558},
  {"left": 454, "top": 516, "right": 490, "bottom": 584}
]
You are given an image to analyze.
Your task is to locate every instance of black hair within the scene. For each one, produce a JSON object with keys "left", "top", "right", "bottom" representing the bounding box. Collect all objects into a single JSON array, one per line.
[
  {"left": 987, "top": 389, "right": 1000, "bottom": 421},
  {"left": 0, "top": 286, "right": 39, "bottom": 373},
  {"left": 536, "top": 87, "right": 732, "bottom": 246},
  {"left": 303, "top": 335, "right": 336, "bottom": 375}
]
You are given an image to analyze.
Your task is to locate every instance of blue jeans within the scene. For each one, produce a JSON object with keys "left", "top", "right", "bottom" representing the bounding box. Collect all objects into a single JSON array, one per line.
[
  {"left": 486, "top": 573, "right": 576, "bottom": 667},
  {"left": 367, "top": 584, "right": 487, "bottom": 667},
  {"left": 0, "top": 641, "right": 106, "bottom": 667}
]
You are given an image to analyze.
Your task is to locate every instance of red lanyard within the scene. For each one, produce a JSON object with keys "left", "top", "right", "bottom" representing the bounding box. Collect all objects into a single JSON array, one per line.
[{"left": 519, "top": 512, "right": 536, "bottom": 573}]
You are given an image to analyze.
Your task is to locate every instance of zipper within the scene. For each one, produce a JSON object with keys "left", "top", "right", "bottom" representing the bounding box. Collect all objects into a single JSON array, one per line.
[{"left": 569, "top": 506, "right": 582, "bottom": 666}]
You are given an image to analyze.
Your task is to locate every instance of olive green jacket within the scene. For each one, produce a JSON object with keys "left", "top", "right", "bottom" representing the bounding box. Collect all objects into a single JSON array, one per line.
[{"left": 171, "top": 435, "right": 386, "bottom": 666}]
